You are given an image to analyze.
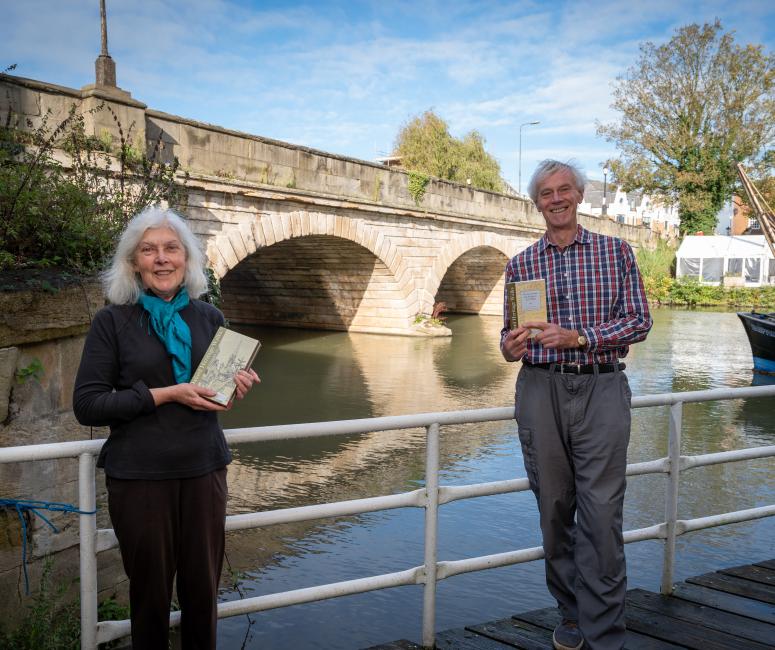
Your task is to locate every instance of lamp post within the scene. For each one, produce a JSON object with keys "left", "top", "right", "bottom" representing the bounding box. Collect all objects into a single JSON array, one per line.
[
  {"left": 518, "top": 121, "right": 540, "bottom": 195},
  {"left": 602, "top": 166, "right": 609, "bottom": 216}
]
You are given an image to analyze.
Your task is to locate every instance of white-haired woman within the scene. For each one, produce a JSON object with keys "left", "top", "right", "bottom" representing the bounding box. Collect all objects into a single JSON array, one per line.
[{"left": 74, "top": 206, "right": 259, "bottom": 650}]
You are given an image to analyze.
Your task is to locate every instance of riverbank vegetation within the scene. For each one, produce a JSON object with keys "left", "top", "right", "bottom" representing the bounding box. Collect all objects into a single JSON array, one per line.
[
  {"left": 637, "top": 241, "right": 775, "bottom": 310},
  {"left": 0, "top": 559, "right": 128, "bottom": 650}
]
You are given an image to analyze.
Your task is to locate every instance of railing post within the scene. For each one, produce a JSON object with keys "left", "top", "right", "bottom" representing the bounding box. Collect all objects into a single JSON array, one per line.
[
  {"left": 79, "top": 453, "right": 98, "bottom": 650},
  {"left": 421, "top": 422, "right": 440, "bottom": 649},
  {"left": 661, "top": 401, "right": 682, "bottom": 595}
]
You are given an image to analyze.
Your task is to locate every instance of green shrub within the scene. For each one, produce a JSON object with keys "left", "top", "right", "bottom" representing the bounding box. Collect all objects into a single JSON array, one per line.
[
  {"left": 0, "top": 559, "right": 79, "bottom": 650},
  {"left": 407, "top": 170, "right": 429, "bottom": 205},
  {"left": 636, "top": 239, "right": 676, "bottom": 279},
  {"left": 642, "top": 274, "right": 775, "bottom": 310},
  {"left": 0, "top": 101, "right": 187, "bottom": 273},
  {"left": 0, "top": 559, "right": 130, "bottom": 650}
]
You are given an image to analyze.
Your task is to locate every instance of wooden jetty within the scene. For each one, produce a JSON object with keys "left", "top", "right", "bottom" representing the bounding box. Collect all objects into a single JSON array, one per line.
[{"left": 366, "top": 559, "right": 775, "bottom": 649}]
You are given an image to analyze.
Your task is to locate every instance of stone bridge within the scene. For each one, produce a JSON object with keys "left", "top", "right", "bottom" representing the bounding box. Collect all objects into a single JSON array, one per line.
[{"left": 2, "top": 74, "right": 655, "bottom": 336}]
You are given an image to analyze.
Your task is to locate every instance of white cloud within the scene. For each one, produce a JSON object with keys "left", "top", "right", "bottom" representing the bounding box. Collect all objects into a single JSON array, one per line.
[{"left": 1, "top": 0, "right": 772, "bottom": 175}]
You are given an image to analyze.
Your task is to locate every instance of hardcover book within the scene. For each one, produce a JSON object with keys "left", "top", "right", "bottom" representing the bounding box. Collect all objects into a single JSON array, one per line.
[
  {"left": 506, "top": 279, "right": 547, "bottom": 337},
  {"left": 191, "top": 327, "right": 261, "bottom": 406}
]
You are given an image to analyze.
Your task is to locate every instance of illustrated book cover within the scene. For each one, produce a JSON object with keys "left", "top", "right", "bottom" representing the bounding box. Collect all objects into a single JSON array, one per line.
[
  {"left": 506, "top": 279, "right": 547, "bottom": 337},
  {"left": 191, "top": 327, "right": 261, "bottom": 406}
]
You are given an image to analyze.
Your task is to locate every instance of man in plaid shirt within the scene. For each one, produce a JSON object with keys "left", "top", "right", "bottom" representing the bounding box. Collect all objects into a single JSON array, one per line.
[{"left": 500, "top": 160, "right": 652, "bottom": 650}]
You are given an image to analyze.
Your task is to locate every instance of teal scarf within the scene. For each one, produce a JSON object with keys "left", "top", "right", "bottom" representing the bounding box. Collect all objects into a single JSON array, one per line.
[{"left": 139, "top": 289, "right": 192, "bottom": 384}]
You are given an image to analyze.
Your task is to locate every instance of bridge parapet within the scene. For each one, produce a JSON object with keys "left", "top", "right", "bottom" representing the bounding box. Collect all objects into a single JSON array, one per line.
[
  {"left": 1, "top": 74, "right": 655, "bottom": 336},
  {"left": 2, "top": 73, "right": 652, "bottom": 245}
]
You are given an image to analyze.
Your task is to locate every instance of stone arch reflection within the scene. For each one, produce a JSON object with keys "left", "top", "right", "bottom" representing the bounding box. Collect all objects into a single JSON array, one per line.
[{"left": 431, "top": 314, "right": 513, "bottom": 393}]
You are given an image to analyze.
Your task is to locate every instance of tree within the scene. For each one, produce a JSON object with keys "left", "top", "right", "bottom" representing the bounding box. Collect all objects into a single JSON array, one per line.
[
  {"left": 598, "top": 21, "right": 774, "bottom": 235},
  {"left": 393, "top": 110, "right": 504, "bottom": 193}
]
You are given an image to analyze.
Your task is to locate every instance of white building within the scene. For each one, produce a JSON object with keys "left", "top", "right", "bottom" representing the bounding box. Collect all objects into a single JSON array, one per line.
[
  {"left": 579, "top": 181, "right": 680, "bottom": 235},
  {"left": 676, "top": 235, "right": 775, "bottom": 286}
]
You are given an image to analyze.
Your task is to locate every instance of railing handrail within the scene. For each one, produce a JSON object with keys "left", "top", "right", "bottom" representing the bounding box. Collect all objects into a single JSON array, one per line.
[
  {"left": 1, "top": 384, "right": 773, "bottom": 463},
  {"left": 1, "top": 384, "right": 773, "bottom": 649}
]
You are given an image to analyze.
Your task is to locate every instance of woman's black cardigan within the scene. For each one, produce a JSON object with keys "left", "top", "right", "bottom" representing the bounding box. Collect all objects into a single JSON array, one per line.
[{"left": 73, "top": 300, "right": 232, "bottom": 479}]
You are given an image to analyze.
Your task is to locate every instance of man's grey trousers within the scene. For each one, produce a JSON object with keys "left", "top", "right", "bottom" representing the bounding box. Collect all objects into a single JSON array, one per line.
[{"left": 515, "top": 364, "right": 632, "bottom": 650}]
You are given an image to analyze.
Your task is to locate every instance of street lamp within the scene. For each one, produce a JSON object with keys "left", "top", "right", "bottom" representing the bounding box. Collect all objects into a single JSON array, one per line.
[
  {"left": 602, "top": 166, "right": 609, "bottom": 216},
  {"left": 518, "top": 121, "right": 540, "bottom": 195}
]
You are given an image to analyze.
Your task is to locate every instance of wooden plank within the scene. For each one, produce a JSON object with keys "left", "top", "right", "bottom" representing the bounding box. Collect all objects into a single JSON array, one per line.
[
  {"left": 627, "top": 589, "right": 775, "bottom": 646},
  {"left": 509, "top": 606, "right": 561, "bottom": 630},
  {"left": 436, "top": 627, "right": 518, "bottom": 649},
  {"left": 468, "top": 617, "right": 552, "bottom": 650},
  {"left": 626, "top": 602, "right": 771, "bottom": 649},
  {"left": 754, "top": 559, "right": 775, "bottom": 571},
  {"left": 671, "top": 583, "right": 775, "bottom": 625},
  {"left": 720, "top": 564, "right": 775, "bottom": 587},
  {"left": 688, "top": 572, "right": 775, "bottom": 604},
  {"left": 361, "top": 640, "right": 424, "bottom": 650},
  {"left": 514, "top": 606, "right": 683, "bottom": 649}
]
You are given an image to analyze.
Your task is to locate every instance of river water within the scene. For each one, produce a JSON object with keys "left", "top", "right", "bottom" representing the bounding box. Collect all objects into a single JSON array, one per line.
[{"left": 210, "top": 309, "right": 774, "bottom": 650}]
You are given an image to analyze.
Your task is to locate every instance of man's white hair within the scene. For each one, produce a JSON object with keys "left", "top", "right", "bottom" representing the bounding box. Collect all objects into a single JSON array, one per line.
[{"left": 527, "top": 159, "right": 586, "bottom": 204}]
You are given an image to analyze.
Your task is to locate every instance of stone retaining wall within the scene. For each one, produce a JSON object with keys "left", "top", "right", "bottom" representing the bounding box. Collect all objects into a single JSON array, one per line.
[{"left": 0, "top": 278, "right": 124, "bottom": 621}]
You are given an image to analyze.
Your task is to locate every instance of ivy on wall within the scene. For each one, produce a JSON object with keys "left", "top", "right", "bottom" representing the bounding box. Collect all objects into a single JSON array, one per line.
[{"left": 408, "top": 171, "right": 429, "bottom": 206}]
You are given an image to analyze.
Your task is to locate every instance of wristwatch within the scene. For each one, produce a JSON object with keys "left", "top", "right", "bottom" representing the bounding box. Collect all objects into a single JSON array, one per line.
[{"left": 577, "top": 330, "right": 587, "bottom": 348}]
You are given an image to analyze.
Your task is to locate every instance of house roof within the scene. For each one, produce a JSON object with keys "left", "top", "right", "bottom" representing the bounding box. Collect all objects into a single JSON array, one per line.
[
  {"left": 582, "top": 180, "right": 615, "bottom": 209},
  {"left": 676, "top": 235, "right": 774, "bottom": 259}
]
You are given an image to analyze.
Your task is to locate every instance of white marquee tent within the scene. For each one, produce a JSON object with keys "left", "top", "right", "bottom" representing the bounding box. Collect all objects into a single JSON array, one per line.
[{"left": 675, "top": 235, "right": 775, "bottom": 286}]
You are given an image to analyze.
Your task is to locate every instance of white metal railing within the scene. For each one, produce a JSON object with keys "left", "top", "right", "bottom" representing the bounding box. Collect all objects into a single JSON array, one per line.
[{"left": 1, "top": 385, "right": 774, "bottom": 649}]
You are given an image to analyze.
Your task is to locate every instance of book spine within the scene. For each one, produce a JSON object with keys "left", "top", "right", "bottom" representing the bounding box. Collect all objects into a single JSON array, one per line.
[
  {"left": 244, "top": 342, "right": 261, "bottom": 373},
  {"left": 507, "top": 282, "right": 518, "bottom": 330}
]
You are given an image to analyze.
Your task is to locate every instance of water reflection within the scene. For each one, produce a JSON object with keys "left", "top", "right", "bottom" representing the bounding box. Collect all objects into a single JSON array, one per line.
[{"left": 207, "top": 310, "right": 774, "bottom": 650}]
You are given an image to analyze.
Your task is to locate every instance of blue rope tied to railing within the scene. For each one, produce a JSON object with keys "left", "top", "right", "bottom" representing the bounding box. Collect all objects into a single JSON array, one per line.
[{"left": 0, "top": 498, "right": 97, "bottom": 594}]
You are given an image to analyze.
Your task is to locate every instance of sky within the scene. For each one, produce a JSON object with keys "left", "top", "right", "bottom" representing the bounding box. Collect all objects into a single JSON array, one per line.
[{"left": 3, "top": 0, "right": 774, "bottom": 193}]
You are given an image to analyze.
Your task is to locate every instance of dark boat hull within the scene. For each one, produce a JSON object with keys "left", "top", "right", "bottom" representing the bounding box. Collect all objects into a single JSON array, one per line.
[{"left": 737, "top": 311, "right": 775, "bottom": 374}]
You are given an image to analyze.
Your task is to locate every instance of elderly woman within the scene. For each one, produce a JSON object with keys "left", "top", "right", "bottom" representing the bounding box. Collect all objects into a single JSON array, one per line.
[{"left": 73, "top": 206, "right": 258, "bottom": 650}]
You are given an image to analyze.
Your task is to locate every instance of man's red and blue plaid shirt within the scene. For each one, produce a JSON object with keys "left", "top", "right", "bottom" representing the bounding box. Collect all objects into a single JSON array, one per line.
[{"left": 500, "top": 225, "right": 652, "bottom": 365}]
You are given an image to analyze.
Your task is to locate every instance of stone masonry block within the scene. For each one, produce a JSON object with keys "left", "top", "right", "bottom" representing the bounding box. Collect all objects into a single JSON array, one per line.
[
  {"left": 259, "top": 216, "right": 276, "bottom": 246},
  {"left": 0, "top": 347, "right": 19, "bottom": 423},
  {"left": 297, "top": 151, "right": 328, "bottom": 173},
  {"left": 206, "top": 243, "right": 230, "bottom": 279},
  {"left": 279, "top": 213, "right": 292, "bottom": 241},
  {"left": 290, "top": 213, "right": 302, "bottom": 238},
  {"left": 227, "top": 228, "right": 248, "bottom": 261},
  {"left": 216, "top": 235, "right": 239, "bottom": 269},
  {"left": 239, "top": 222, "right": 257, "bottom": 255}
]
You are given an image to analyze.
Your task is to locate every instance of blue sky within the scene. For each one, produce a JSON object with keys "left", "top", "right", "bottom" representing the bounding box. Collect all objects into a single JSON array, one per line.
[{"left": 3, "top": 0, "right": 774, "bottom": 192}]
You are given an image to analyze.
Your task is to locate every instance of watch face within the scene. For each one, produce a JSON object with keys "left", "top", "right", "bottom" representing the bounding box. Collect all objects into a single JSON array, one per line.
[{"left": 578, "top": 335, "right": 587, "bottom": 347}]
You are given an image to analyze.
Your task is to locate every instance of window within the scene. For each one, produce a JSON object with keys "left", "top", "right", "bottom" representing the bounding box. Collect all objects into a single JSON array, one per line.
[
  {"left": 701, "top": 258, "right": 723, "bottom": 282},
  {"left": 769, "top": 259, "right": 775, "bottom": 284},
  {"left": 745, "top": 258, "right": 761, "bottom": 283},
  {"left": 748, "top": 218, "right": 761, "bottom": 230},
  {"left": 727, "top": 258, "right": 743, "bottom": 276},
  {"left": 679, "top": 258, "right": 700, "bottom": 278}
]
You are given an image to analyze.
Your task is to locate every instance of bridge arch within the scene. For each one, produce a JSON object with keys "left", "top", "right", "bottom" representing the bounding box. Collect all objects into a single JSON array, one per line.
[
  {"left": 424, "top": 233, "right": 527, "bottom": 317},
  {"left": 207, "top": 209, "right": 421, "bottom": 335}
]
